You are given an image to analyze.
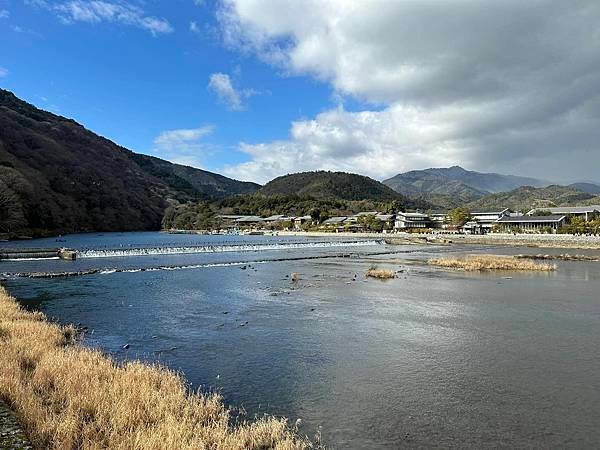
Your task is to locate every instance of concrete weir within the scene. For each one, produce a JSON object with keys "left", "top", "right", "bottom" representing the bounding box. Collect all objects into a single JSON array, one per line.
[{"left": 0, "top": 248, "right": 77, "bottom": 260}]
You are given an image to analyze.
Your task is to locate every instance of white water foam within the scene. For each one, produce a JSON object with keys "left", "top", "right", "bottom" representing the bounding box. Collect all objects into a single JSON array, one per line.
[{"left": 79, "top": 240, "right": 382, "bottom": 258}]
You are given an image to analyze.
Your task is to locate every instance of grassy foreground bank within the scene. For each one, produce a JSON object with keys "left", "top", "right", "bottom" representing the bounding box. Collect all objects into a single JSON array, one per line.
[{"left": 0, "top": 287, "right": 309, "bottom": 449}]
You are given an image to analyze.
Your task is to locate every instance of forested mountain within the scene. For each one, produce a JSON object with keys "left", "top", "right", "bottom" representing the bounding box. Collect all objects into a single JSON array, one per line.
[
  {"left": 464, "top": 185, "right": 595, "bottom": 212},
  {"left": 0, "top": 89, "right": 258, "bottom": 237},
  {"left": 383, "top": 165, "right": 549, "bottom": 203},
  {"left": 260, "top": 171, "right": 408, "bottom": 202}
]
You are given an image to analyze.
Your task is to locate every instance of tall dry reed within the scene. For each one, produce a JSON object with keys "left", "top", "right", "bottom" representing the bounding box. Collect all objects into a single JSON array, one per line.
[
  {"left": 365, "top": 266, "right": 395, "bottom": 279},
  {"left": 428, "top": 255, "right": 556, "bottom": 271},
  {"left": 0, "top": 287, "right": 310, "bottom": 449}
]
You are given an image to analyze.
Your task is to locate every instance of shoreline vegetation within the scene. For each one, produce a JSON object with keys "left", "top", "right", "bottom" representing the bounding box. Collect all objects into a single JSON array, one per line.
[
  {"left": 365, "top": 267, "right": 396, "bottom": 279},
  {"left": 428, "top": 255, "right": 556, "bottom": 271},
  {"left": 0, "top": 287, "right": 310, "bottom": 450}
]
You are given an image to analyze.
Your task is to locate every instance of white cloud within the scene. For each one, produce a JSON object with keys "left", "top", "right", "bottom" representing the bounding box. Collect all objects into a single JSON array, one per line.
[
  {"left": 0, "top": 67, "right": 8, "bottom": 78},
  {"left": 221, "top": 105, "right": 463, "bottom": 184},
  {"left": 189, "top": 20, "right": 200, "bottom": 34},
  {"left": 0, "top": 9, "right": 9, "bottom": 19},
  {"left": 218, "top": 0, "right": 600, "bottom": 184},
  {"left": 29, "top": 0, "right": 173, "bottom": 35},
  {"left": 153, "top": 125, "right": 215, "bottom": 168},
  {"left": 208, "top": 72, "right": 256, "bottom": 111}
]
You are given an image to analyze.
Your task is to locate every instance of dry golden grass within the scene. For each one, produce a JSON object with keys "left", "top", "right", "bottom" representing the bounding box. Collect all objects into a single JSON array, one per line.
[
  {"left": 365, "top": 267, "right": 395, "bottom": 279},
  {"left": 428, "top": 255, "right": 556, "bottom": 271},
  {"left": 0, "top": 287, "right": 311, "bottom": 449}
]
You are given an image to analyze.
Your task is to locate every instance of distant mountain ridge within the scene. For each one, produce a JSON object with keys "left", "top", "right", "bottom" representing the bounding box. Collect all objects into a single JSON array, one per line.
[
  {"left": 464, "top": 185, "right": 596, "bottom": 212},
  {"left": 0, "top": 89, "right": 258, "bottom": 236},
  {"left": 383, "top": 165, "right": 549, "bottom": 205}
]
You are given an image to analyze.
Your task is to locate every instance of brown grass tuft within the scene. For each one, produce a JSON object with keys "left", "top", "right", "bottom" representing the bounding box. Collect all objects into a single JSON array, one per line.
[
  {"left": 0, "top": 287, "right": 311, "bottom": 449},
  {"left": 428, "top": 255, "right": 556, "bottom": 271},
  {"left": 365, "top": 266, "right": 395, "bottom": 279}
]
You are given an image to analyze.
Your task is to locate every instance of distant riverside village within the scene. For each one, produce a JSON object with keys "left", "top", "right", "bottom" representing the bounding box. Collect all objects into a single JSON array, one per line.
[{"left": 212, "top": 205, "right": 600, "bottom": 235}]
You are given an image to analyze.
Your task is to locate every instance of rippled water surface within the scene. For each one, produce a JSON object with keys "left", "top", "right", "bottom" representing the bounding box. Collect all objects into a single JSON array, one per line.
[{"left": 2, "top": 232, "right": 600, "bottom": 448}]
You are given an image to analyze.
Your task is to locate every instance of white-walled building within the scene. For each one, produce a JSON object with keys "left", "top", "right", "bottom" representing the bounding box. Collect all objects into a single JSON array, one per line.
[
  {"left": 469, "top": 208, "right": 511, "bottom": 233},
  {"left": 394, "top": 212, "right": 431, "bottom": 230}
]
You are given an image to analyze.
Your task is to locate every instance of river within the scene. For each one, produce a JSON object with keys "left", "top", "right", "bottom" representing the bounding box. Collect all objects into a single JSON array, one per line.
[{"left": 1, "top": 232, "right": 599, "bottom": 448}]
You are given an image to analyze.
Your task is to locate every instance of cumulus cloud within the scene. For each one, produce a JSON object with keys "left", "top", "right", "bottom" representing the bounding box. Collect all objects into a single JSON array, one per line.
[
  {"left": 28, "top": 0, "right": 173, "bottom": 35},
  {"left": 218, "top": 0, "right": 600, "bottom": 184},
  {"left": 208, "top": 72, "right": 256, "bottom": 111},
  {"left": 153, "top": 125, "right": 215, "bottom": 168},
  {"left": 222, "top": 105, "right": 464, "bottom": 183}
]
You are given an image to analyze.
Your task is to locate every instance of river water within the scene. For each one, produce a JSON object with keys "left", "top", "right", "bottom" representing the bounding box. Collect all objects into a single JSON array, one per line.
[{"left": 1, "top": 232, "right": 600, "bottom": 448}]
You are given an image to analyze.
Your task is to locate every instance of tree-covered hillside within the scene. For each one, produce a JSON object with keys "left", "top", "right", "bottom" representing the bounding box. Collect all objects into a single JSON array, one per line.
[
  {"left": 162, "top": 194, "right": 407, "bottom": 230},
  {"left": 0, "top": 89, "right": 258, "bottom": 237},
  {"left": 259, "top": 171, "right": 410, "bottom": 202}
]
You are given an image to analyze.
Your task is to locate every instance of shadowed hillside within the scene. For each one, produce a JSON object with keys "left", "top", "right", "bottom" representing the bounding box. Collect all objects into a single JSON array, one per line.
[{"left": 0, "top": 89, "right": 258, "bottom": 236}]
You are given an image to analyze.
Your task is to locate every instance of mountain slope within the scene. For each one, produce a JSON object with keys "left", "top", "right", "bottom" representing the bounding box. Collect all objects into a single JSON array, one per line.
[
  {"left": 383, "top": 169, "right": 487, "bottom": 202},
  {"left": 464, "top": 185, "right": 594, "bottom": 212},
  {"left": 568, "top": 182, "right": 600, "bottom": 195},
  {"left": 383, "top": 165, "right": 549, "bottom": 202},
  {"left": 0, "top": 89, "right": 258, "bottom": 236},
  {"left": 259, "top": 171, "right": 409, "bottom": 202},
  {"left": 129, "top": 153, "right": 259, "bottom": 199}
]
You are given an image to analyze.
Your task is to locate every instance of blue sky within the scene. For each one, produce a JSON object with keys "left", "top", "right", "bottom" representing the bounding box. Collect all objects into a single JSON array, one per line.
[
  {"left": 0, "top": 0, "right": 338, "bottom": 177},
  {"left": 1, "top": 1, "right": 599, "bottom": 184}
]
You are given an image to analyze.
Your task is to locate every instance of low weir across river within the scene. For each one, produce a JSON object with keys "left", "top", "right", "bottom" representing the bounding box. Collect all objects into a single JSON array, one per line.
[{"left": 0, "top": 248, "right": 76, "bottom": 260}]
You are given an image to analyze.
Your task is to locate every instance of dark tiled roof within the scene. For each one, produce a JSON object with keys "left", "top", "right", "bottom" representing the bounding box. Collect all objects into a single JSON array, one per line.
[{"left": 497, "top": 215, "right": 565, "bottom": 223}]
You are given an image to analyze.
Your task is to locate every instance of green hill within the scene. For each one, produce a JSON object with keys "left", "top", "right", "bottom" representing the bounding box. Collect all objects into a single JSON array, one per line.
[
  {"left": 0, "top": 89, "right": 258, "bottom": 237},
  {"left": 259, "top": 171, "right": 408, "bottom": 202}
]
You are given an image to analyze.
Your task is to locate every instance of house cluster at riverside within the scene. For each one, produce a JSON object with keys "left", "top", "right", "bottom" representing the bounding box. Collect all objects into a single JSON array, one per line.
[{"left": 208, "top": 206, "right": 600, "bottom": 235}]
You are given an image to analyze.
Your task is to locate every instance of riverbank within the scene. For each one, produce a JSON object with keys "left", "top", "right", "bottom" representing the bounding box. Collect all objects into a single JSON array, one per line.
[
  {"left": 0, "top": 286, "right": 309, "bottom": 450},
  {"left": 279, "top": 231, "right": 600, "bottom": 249}
]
